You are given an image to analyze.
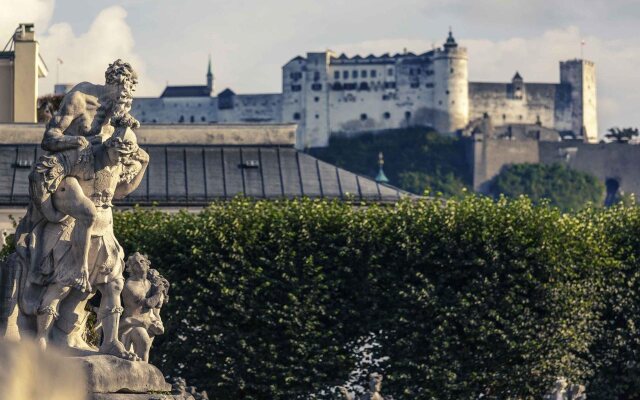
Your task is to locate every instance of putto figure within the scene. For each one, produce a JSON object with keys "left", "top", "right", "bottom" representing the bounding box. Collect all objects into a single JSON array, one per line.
[
  {"left": 0, "top": 60, "right": 149, "bottom": 361},
  {"left": 120, "top": 252, "right": 169, "bottom": 362}
]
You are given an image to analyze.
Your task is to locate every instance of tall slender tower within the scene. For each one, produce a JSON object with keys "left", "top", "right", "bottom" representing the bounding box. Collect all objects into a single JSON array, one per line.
[
  {"left": 13, "top": 23, "right": 47, "bottom": 123},
  {"left": 432, "top": 29, "right": 469, "bottom": 133},
  {"left": 206, "top": 55, "right": 214, "bottom": 95},
  {"left": 560, "top": 59, "right": 597, "bottom": 143}
]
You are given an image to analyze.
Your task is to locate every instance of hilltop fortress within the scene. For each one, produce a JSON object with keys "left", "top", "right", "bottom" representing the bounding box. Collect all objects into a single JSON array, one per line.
[{"left": 132, "top": 31, "right": 598, "bottom": 148}]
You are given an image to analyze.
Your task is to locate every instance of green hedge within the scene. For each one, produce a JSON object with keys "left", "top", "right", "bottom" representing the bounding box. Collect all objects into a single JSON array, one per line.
[{"left": 7, "top": 196, "right": 640, "bottom": 398}]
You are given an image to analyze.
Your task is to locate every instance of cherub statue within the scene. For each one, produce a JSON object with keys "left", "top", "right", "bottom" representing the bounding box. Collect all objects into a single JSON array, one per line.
[{"left": 119, "top": 253, "right": 169, "bottom": 362}]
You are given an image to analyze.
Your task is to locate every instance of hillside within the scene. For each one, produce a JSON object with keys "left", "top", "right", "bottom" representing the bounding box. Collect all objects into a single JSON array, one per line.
[{"left": 308, "top": 128, "right": 472, "bottom": 197}]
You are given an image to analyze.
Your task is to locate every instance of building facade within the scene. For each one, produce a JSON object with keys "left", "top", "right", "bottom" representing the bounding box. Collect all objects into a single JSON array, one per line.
[
  {"left": 132, "top": 31, "right": 598, "bottom": 148},
  {"left": 0, "top": 23, "right": 48, "bottom": 123}
]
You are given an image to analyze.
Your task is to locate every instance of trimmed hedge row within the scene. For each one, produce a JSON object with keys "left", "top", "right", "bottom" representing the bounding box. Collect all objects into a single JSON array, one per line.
[{"left": 5, "top": 196, "right": 640, "bottom": 398}]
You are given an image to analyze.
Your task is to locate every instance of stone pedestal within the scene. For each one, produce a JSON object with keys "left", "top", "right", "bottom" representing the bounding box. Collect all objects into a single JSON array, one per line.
[{"left": 74, "top": 354, "right": 188, "bottom": 399}]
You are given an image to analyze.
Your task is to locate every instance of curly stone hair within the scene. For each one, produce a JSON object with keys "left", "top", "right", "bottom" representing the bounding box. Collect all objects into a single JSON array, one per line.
[{"left": 105, "top": 59, "right": 138, "bottom": 86}]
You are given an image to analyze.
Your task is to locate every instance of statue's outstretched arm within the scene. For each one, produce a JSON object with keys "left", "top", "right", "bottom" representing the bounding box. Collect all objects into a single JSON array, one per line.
[
  {"left": 114, "top": 148, "right": 149, "bottom": 199},
  {"left": 42, "top": 92, "right": 88, "bottom": 152}
]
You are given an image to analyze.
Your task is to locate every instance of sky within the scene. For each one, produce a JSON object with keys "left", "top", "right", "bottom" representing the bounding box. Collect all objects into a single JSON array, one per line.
[{"left": 2, "top": 0, "right": 639, "bottom": 135}]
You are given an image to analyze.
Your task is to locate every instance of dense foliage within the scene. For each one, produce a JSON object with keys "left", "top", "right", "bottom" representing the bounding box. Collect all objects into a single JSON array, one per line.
[
  {"left": 309, "top": 128, "right": 471, "bottom": 197},
  {"left": 9, "top": 196, "right": 640, "bottom": 398},
  {"left": 108, "top": 197, "right": 632, "bottom": 399},
  {"left": 490, "top": 163, "right": 605, "bottom": 211}
]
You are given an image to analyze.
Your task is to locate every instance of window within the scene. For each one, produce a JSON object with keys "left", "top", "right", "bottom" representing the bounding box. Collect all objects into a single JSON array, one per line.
[
  {"left": 410, "top": 82, "right": 420, "bottom": 88},
  {"left": 293, "top": 112, "right": 301, "bottom": 120},
  {"left": 179, "top": 115, "right": 184, "bottom": 123},
  {"left": 388, "top": 68, "right": 393, "bottom": 76},
  {"left": 353, "top": 70, "right": 359, "bottom": 78},
  {"left": 291, "top": 84, "right": 302, "bottom": 92},
  {"left": 343, "top": 83, "right": 357, "bottom": 90},
  {"left": 358, "top": 82, "right": 370, "bottom": 91},
  {"left": 384, "top": 82, "right": 396, "bottom": 89},
  {"left": 314, "top": 96, "right": 319, "bottom": 102},
  {"left": 334, "top": 71, "right": 340, "bottom": 79},
  {"left": 313, "top": 71, "right": 320, "bottom": 81},
  {"left": 417, "top": 68, "right": 422, "bottom": 74},
  {"left": 360, "top": 113, "right": 368, "bottom": 121},
  {"left": 362, "top": 70, "right": 368, "bottom": 78},
  {"left": 311, "top": 83, "right": 322, "bottom": 91},
  {"left": 201, "top": 116, "right": 206, "bottom": 122},
  {"left": 371, "top": 70, "right": 377, "bottom": 78},
  {"left": 331, "top": 82, "right": 343, "bottom": 91},
  {"left": 343, "top": 70, "right": 349, "bottom": 79},
  {"left": 190, "top": 115, "right": 195, "bottom": 123},
  {"left": 315, "top": 114, "right": 319, "bottom": 119},
  {"left": 404, "top": 111, "right": 412, "bottom": 120},
  {"left": 383, "top": 112, "right": 391, "bottom": 119},
  {"left": 425, "top": 83, "right": 434, "bottom": 88},
  {"left": 409, "top": 68, "right": 414, "bottom": 75},
  {"left": 290, "top": 72, "right": 302, "bottom": 80},
  {"left": 450, "top": 68, "right": 454, "bottom": 73},
  {"left": 446, "top": 90, "right": 450, "bottom": 95}
]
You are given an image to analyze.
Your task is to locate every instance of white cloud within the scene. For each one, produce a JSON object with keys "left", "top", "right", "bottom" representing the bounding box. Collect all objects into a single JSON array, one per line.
[{"left": 0, "top": 0, "right": 158, "bottom": 97}]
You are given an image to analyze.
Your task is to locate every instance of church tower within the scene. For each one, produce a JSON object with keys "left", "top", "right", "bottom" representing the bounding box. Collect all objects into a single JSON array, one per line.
[{"left": 206, "top": 55, "right": 214, "bottom": 95}]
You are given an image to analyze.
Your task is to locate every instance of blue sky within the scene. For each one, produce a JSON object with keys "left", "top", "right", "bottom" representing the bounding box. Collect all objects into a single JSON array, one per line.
[{"left": 3, "top": 0, "right": 639, "bottom": 135}]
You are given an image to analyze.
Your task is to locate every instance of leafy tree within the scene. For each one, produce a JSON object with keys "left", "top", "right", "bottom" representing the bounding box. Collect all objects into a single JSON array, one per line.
[
  {"left": 605, "top": 127, "right": 639, "bottom": 143},
  {"left": 309, "top": 128, "right": 471, "bottom": 197},
  {"left": 490, "top": 163, "right": 604, "bottom": 211}
]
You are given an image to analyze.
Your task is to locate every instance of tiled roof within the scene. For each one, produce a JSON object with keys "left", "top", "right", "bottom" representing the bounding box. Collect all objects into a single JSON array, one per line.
[
  {"left": 0, "top": 145, "right": 411, "bottom": 206},
  {"left": 160, "top": 85, "right": 210, "bottom": 98}
]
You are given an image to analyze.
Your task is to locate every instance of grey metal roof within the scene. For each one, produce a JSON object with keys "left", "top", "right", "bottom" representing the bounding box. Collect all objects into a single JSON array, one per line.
[
  {"left": 0, "top": 145, "right": 410, "bottom": 206},
  {"left": 161, "top": 85, "right": 210, "bottom": 98}
]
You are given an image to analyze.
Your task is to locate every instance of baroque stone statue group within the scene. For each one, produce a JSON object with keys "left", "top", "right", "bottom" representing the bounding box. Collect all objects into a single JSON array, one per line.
[{"left": 0, "top": 59, "right": 166, "bottom": 365}]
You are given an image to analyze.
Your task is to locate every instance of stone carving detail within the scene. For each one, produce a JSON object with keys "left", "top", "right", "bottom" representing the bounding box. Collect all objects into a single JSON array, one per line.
[
  {"left": 544, "top": 378, "right": 587, "bottom": 400},
  {"left": 120, "top": 252, "right": 169, "bottom": 362},
  {"left": 340, "top": 373, "right": 388, "bottom": 400},
  {"left": 0, "top": 59, "right": 150, "bottom": 362},
  {"left": 171, "top": 377, "right": 210, "bottom": 400}
]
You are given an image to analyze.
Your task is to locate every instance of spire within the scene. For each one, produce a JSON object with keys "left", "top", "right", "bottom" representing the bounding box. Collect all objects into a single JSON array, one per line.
[
  {"left": 206, "top": 54, "right": 214, "bottom": 95},
  {"left": 512, "top": 71, "right": 523, "bottom": 81},
  {"left": 444, "top": 27, "right": 458, "bottom": 50},
  {"left": 375, "top": 152, "right": 389, "bottom": 184}
]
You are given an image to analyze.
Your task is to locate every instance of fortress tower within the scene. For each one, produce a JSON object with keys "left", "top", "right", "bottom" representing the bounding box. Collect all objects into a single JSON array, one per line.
[
  {"left": 432, "top": 30, "right": 469, "bottom": 133},
  {"left": 560, "top": 59, "right": 597, "bottom": 143}
]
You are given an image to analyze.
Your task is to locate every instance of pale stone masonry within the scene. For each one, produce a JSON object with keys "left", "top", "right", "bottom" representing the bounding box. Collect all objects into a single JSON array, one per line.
[{"left": 131, "top": 30, "right": 598, "bottom": 148}]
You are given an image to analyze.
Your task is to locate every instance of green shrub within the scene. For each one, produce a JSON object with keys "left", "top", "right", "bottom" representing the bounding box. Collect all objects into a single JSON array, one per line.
[
  {"left": 490, "top": 163, "right": 605, "bottom": 211},
  {"left": 111, "top": 197, "right": 611, "bottom": 399}
]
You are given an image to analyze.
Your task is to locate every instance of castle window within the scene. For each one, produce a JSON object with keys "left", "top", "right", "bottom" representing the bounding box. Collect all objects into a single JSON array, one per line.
[
  {"left": 362, "top": 70, "right": 368, "bottom": 78},
  {"left": 291, "top": 85, "right": 302, "bottom": 92},
  {"left": 371, "top": 70, "right": 377, "bottom": 78},
  {"left": 190, "top": 115, "right": 195, "bottom": 123},
  {"left": 293, "top": 112, "right": 301, "bottom": 120},
  {"left": 343, "top": 70, "right": 349, "bottom": 79},
  {"left": 353, "top": 70, "right": 359, "bottom": 78},
  {"left": 383, "top": 112, "right": 391, "bottom": 119},
  {"left": 360, "top": 113, "right": 368, "bottom": 120},
  {"left": 311, "top": 83, "right": 323, "bottom": 91},
  {"left": 334, "top": 71, "right": 340, "bottom": 79}
]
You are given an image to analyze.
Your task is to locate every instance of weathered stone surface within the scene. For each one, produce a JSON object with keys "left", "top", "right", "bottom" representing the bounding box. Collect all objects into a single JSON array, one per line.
[{"left": 77, "top": 354, "right": 172, "bottom": 393}]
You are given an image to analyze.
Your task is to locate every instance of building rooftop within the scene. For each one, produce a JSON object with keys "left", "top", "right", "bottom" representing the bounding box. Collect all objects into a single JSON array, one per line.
[
  {"left": 0, "top": 144, "right": 411, "bottom": 206},
  {"left": 161, "top": 85, "right": 211, "bottom": 98}
]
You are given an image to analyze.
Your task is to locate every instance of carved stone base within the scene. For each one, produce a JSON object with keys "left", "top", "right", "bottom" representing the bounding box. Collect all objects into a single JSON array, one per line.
[{"left": 74, "top": 354, "right": 172, "bottom": 394}]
